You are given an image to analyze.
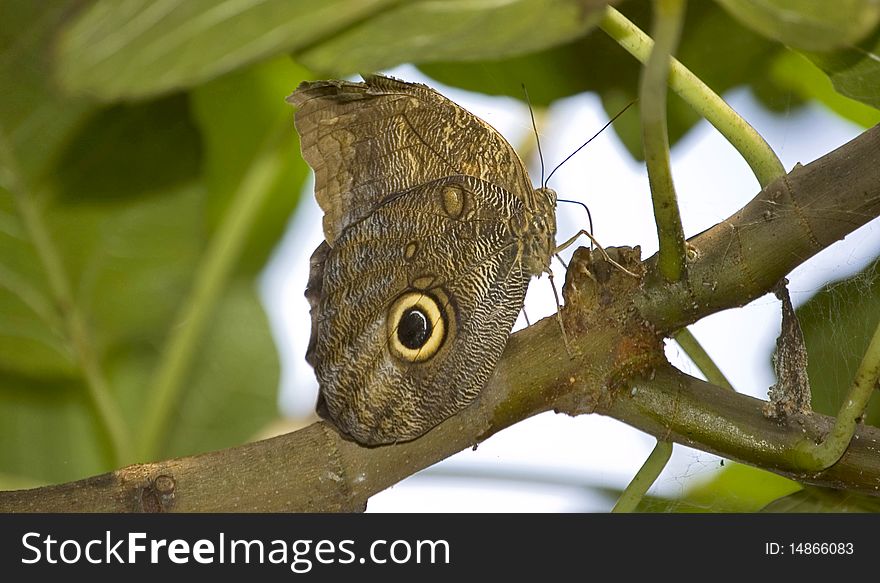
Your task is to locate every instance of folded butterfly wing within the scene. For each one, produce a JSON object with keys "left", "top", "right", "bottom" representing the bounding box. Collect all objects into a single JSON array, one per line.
[
  {"left": 292, "top": 76, "right": 556, "bottom": 444},
  {"left": 306, "top": 176, "right": 534, "bottom": 443}
]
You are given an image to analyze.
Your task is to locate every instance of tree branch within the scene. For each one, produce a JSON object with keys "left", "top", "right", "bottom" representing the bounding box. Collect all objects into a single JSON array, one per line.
[
  {"left": 2, "top": 124, "right": 879, "bottom": 512},
  {"left": 637, "top": 124, "right": 880, "bottom": 329}
]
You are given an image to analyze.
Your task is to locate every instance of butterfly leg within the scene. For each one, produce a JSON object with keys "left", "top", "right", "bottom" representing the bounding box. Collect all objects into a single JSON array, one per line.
[
  {"left": 546, "top": 268, "right": 575, "bottom": 357},
  {"left": 522, "top": 307, "right": 532, "bottom": 327},
  {"left": 555, "top": 228, "right": 593, "bottom": 254},
  {"left": 555, "top": 229, "right": 639, "bottom": 278},
  {"left": 554, "top": 253, "right": 569, "bottom": 270}
]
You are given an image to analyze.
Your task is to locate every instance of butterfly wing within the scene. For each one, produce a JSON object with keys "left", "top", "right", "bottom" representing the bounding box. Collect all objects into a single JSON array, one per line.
[
  {"left": 289, "top": 75, "right": 536, "bottom": 244},
  {"left": 306, "top": 175, "right": 532, "bottom": 444},
  {"left": 291, "top": 75, "right": 556, "bottom": 444}
]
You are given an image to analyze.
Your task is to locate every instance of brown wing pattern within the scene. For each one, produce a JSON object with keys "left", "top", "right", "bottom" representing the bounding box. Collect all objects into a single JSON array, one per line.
[
  {"left": 292, "top": 75, "right": 558, "bottom": 444},
  {"left": 306, "top": 175, "right": 531, "bottom": 444},
  {"left": 288, "top": 75, "right": 535, "bottom": 244}
]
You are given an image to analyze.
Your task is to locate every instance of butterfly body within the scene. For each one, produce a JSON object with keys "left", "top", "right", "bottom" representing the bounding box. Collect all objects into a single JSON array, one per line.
[{"left": 290, "top": 75, "right": 556, "bottom": 445}]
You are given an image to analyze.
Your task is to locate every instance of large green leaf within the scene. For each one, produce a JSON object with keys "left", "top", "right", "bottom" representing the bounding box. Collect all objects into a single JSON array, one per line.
[
  {"left": 0, "top": 177, "right": 204, "bottom": 484},
  {"left": 52, "top": 96, "right": 202, "bottom": 203},
  {"left": 1, "top": 48, "right": 301, "bottom": 483},
  {"left": 0, "top": 372, "right": 113, "bottom": 485},
  {"left": 109, "top": 280, "right": 280, "bottom": 460},
  {"left": 1, "top": 14, "right": 202, "bottom": 388},
  {"left": 190, "top": 57, "right": 311, "bottom": 275},
  {"left": 796, "top": 260, "right": 880, "bottom": 426},
  {"left": 0, "top": 166, "right": 192, "bottom": 485},
  {"left": 637, "top": 462, "right": 801, "bottom": 512},
  {"left": 421, "top": 1, "right": 788, "bottom": 160},
  {"left": 0, "top": 0, "right": 93, "bottom": 182},
  {"left": 682, "top": 462, "right": 801, "bottom": 511},
  {"left": 769, "top": 50, "right": 880, "bottom": 127},
  {"left": 0, "top": 190, "right": 74, "bottom": 379},
  {"left": 805, "top": 25, "right": 880, "bottom": 110},
  {"left": 55, "top": 0, "right": 399, "bottom": 101},
  {"left": 762, "top": 486, "right": 880, "bottom": 512},
  {"left": 163, "top": 281, "right": 280, "bottom": 458},
  {"left": 47, "top": 184, "right": 204, "bottom": 362},
  {"left": 298, "top": 0, "right": 610, "bottom": 76},
  {"left": 55, "top": 0, "right": 611, "bottom": 100},
  {"left": 715, "top": 0, "right": 880, "bottom": 52}
]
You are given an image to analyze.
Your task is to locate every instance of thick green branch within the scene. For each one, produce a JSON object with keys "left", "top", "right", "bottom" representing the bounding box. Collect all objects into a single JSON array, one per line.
[
  {"left": 603, "top": 366, "right": 880, "bottom": 492},
  {"left": 641, "top": 0, "right": 687, "bottom": 282},
  {"left": 637, "top": 124, "right": 880, "bottom": 330},
  {"left": 599, "top": 5, "right": 785, "bottom": 187}
]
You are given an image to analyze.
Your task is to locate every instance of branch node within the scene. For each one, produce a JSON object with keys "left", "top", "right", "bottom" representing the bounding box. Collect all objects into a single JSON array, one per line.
[
  {"left": 555, "top": 246, "right": 666, "bottom": 417},
  {"left": 140, "top": 473, "right": 177, "bottom": 513}
]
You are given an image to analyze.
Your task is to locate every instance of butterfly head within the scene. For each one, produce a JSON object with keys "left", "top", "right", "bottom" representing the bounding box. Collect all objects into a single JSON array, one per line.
[{"left": 518, "top": 186, "right": 557, "bottom": 276}]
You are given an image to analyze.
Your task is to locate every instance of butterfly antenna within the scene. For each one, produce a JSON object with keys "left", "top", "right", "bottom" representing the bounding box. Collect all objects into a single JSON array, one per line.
[
  {"left": 521, "top": 83, "right": 545, "bottom": 188},
  {"left": 558, "top": 198, "right": 594, "bottom": 236},
  {"left": 544, "top": 99, "right": 637, "bottom": 188}
]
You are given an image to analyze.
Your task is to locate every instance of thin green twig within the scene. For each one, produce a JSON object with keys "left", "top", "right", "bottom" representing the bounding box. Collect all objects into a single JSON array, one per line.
[
  {"left": 673, "top": 327, "right": 734, "bottom": 391},
  {"left": 599, "top": 5, "right": 786, "bottom": 187},
  {"left": 0, "top": 136, "right": 132, "bottom": 465},
  {"left": 612, "top": 440, "right": 673, "bottom": 512},
  {"left": 139, "top": 123, "right": 287, "bottom": 460},
  {"left": 640, "top": 0, "right": 687, "bottom": 282},
  {"left": 794, "top": 316, "right": 880, "bottom": 470}
]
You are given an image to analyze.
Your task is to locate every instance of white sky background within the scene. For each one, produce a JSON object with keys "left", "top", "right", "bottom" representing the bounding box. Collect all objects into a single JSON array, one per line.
[{"left": 260, "top": 64, "right": 880, "bottom": 512}]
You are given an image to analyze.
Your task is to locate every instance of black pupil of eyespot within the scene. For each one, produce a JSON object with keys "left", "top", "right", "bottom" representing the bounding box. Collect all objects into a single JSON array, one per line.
[{"left": 398, "top": 308, "right": 431, "bottom": 350}]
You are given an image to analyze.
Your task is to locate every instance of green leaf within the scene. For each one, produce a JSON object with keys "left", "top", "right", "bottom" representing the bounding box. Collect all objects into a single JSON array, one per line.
[
  {"left": 52, "top": 95, "right": 202, "bottom": 202},
  {"left": 0, "top": 373, "right": 114, "bottom": 484},
  {"left": 109, "top": 280, "right": 280, "bottom": 460},
  {"left": 714, "top": 0, "right": 880, "bottom": 52},
  {"left": 0, "top": 180, "right": 204, "bottom": 484},
  {"left": 39, "top": 99, "right": 204, "bottom": 356},
  {"left": 768, "top": 50, "right": 880, "bottom": 127},
  {"left": 797, "top": 259, "right": 880, "bottom": 426},
  {"left": 0, "top": 0, "right": 93, "bottom": 182},
  {"left": 804, "top": 25, "right": 880, "bottom": 110},
  {"left": 299, "top": 0, "right": 608, "bottom": 76},
  {"left": 637, "top": 462, "right": 801, "bottom": 512},
  {"left": 0, "top": 41, "right": 207, "bottom": 478},
  {"left": 0, "top": 189, "right": 74, "bottom": 379},
  {"left": 0, "top": 8, "right": 204, "bottom": 386},
  {"left": 1, "top": 46, "right": 294, "bottom": 482},
  {"left": 55, "top": 0, "right": 400, "bottom": 101},
  {"left": 421, "top": 1, "right": 786, "bottom": 160},
  {"left": 0, "top": 472, "right": 43, "bottom": 491},
  {"left": 190, "top": 57, "right": 311, "bottom": 274},
  {"left": 682, "top": 462, "right": 802, "bottom": 511},
  {"left": 164, "top": 281, "right": 280, "bottom": 458},
  {"left": 48, "top": 184, "right": 204, "bottom": 356},
  {"left": 626, "top": 462, "right": 801, "bottom": 512},
  {"left": 762, "top": 486, "right": 880, "bottom": 512}
]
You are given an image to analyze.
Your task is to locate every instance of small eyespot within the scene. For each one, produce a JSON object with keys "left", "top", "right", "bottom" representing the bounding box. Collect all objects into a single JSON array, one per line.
[
  {"left": 387, "top": 292, "right": 447, "bottom": 362},
  {"left": 441, "top": 185, "right": 465, "bottom": 219},
  {"left": 411, "top": 275, "right": 436, "bottom": 289},
  {"left": 404, "top": 241, "right": 418, "bottom": 261}
]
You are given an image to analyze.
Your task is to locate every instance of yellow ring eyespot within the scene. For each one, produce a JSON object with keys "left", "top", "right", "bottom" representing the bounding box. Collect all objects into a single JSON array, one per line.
[{"left": 387, "top": 291, "right": 447, "bottom": 362}]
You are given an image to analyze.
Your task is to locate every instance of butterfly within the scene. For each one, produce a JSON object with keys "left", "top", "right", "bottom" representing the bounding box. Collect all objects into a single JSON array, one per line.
[{"left": 289, "top": 75, "right": 556, "bottom": 445}]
